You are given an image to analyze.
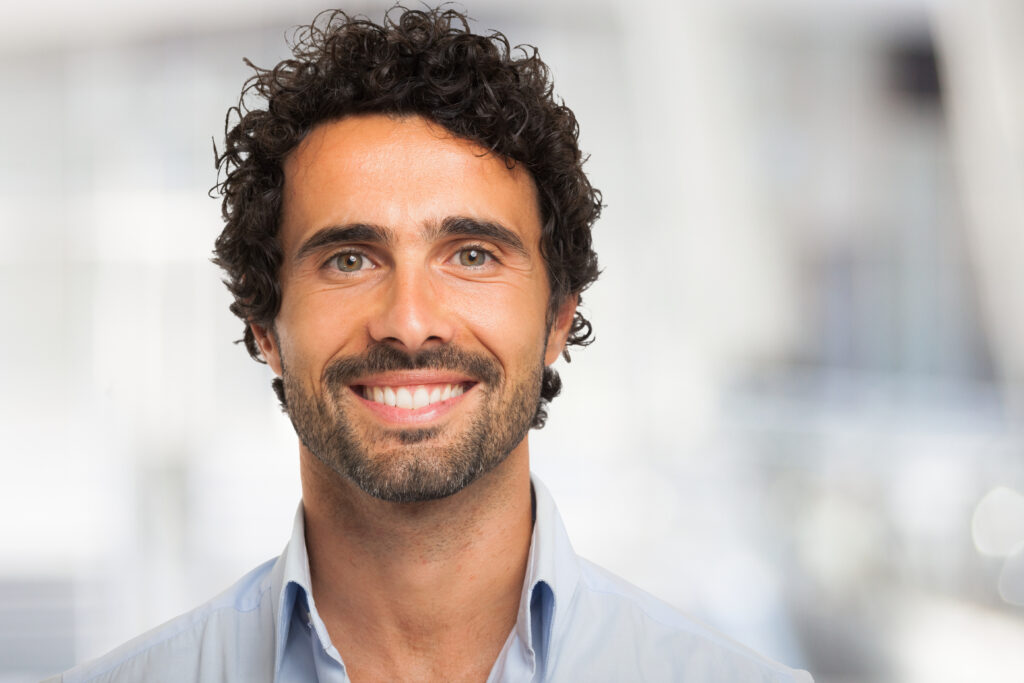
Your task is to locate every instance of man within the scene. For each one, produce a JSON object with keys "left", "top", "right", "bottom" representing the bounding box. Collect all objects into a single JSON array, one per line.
[{"left": 55, "top": 7, "right": 812, "bottom": 682}]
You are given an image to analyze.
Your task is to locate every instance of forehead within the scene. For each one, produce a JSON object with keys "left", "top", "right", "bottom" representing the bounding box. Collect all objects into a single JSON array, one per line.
[{"left": 280, "top": 114, "right": 542, "bottom": 253}]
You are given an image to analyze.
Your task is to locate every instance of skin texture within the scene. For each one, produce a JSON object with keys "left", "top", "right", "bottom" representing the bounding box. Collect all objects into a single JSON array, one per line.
[{"left": 251, "top": 114, "right": 576, "bottom": 682}]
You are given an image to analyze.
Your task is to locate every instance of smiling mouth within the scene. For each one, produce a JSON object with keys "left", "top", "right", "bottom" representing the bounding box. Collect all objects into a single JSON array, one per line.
[{"left": 354, "top": 382, "right": 474, "bottom": 409}]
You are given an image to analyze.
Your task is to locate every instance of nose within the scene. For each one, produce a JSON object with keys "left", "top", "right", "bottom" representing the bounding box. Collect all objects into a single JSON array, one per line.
[{"left": 366, "top": 264, "right": 455, "bottom": 352}]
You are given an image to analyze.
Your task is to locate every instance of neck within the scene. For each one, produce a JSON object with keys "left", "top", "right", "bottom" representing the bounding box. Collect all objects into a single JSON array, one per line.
[{"left": 299, "top": 442, "right": 533, "bottom": 681}]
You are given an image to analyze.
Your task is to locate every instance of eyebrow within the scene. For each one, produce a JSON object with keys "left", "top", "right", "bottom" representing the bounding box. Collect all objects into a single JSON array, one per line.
[
  {"left": 429, "top": 216, "right": 529, "bottom": 258},
  {"left": 293, "top": 216, "right": 529, "bottom": 264},
  {"left": 294, "top": 223, "right": 395, "bottom": 263}
]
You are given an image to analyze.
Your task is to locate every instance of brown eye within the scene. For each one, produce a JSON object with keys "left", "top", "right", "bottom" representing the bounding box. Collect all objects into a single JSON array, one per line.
[
  {"left": 332, "top": 252, "right": 366, "bottom": 272},
  {"left": 458, "top": 248, "right": 490, "bottom": 267}
]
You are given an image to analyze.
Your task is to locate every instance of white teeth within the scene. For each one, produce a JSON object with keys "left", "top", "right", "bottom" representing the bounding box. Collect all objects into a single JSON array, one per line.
[
  {"left": 413, "top": 387, "right": 429, "bottom": 409},
  {"left": 396, "top": 387, "right": 413, "bottom": 409},
  {"left": 363, "top": 383, "right": 468, "bottom": 408}
]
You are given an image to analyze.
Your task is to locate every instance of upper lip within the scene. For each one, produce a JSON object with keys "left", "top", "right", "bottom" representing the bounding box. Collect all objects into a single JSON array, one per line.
[{"left": 349, "top": 371, "right": 477, "bottom": 387}]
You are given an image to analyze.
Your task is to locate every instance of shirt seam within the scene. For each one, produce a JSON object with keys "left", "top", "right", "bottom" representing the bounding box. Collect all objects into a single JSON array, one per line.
[{"left": 77, "top": 582, "right": 274, "bottom": 682}]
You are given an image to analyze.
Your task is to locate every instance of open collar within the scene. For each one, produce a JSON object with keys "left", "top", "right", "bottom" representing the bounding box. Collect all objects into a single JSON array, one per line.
[{"left": 268, "top": 475, "right": 582, "bottom": 679}]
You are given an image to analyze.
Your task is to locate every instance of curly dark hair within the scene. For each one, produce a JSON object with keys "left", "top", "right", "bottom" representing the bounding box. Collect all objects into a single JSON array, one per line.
[{"left": 213, "top": 6, "right": 601, "bottom": 428}]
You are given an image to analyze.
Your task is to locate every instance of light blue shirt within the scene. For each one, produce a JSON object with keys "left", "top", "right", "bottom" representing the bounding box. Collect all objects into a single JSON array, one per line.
[{"left": 52, "top": 478, "right": 813, "bottom": 682}]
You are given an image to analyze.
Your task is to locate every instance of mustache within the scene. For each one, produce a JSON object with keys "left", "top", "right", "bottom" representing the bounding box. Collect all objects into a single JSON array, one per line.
[{"left": 323, "top": 343, "right": 501, "bottom": 388}]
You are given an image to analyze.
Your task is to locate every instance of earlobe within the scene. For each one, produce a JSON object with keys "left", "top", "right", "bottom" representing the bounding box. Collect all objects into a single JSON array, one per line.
[
  {"left": 250, "top": 322, "right": 284, "bottom": 376},
  {"left": 544, "top": 294, "right": 578, "bottom": 366}
]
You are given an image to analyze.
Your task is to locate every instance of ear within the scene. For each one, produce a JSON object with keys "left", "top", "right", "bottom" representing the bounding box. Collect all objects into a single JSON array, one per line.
[
  {"left": 544, "top": 294, "right": 578, "bottom": 366},
  {"left": 250, "top": 322, "right": 284, "bottom": 376}
]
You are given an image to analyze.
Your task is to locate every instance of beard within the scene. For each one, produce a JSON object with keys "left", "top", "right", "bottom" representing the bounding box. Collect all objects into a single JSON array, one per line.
[{"left": 281, "top": 343, "right": 544, "bottom": 503}]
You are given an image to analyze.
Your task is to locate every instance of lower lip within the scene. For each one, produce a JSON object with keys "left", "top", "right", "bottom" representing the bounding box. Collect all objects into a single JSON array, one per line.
[{"left": 351, "top": 385, "right": 474, "bottom": 425}]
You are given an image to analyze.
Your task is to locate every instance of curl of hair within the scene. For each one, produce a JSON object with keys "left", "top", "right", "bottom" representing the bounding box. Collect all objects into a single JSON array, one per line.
[{"left": 213, "top": 6, "right": 601, "bottom": 429}]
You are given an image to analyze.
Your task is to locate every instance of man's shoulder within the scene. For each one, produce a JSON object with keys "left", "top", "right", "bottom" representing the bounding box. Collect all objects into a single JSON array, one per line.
[
  {"left": 551, "top": 557, "right": 813, "bottom": 682},
  {"left": 51, "top": 557, "right": 279, "bottom": 683}
]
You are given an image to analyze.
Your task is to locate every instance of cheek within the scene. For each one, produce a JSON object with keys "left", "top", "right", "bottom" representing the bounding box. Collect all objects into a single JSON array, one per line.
[
  {"left": 450, "top": 282, "right": 551, "bottom": 360},
  {"left": 448, "top": 278, "right": 541, "bottom": 324},
  {"left": 276, "top": 290, "right": 366, "bottom": 365}
]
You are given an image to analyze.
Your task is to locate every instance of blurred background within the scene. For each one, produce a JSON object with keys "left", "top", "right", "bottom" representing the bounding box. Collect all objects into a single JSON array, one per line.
[{"left": 2, "top": 0, "right": 1023, "bottom": 680}]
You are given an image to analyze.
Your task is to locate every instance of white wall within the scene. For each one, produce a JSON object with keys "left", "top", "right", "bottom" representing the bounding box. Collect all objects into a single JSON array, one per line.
[{"left": 2, "top": 1, "right": 1022, "bottom": 681}]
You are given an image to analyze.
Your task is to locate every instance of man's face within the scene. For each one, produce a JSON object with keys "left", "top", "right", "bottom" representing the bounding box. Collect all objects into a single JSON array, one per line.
[{"left": 253, "top": 114, "right": 575, "bottom": 503}]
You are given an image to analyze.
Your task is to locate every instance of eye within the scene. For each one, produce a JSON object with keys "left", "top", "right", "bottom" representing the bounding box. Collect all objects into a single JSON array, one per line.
[
  {"left": 457, "top": 247, "right": 493, "bottom": 268},
  {"left": 328, "top": 251, "right": 374, "bottom": 273}
]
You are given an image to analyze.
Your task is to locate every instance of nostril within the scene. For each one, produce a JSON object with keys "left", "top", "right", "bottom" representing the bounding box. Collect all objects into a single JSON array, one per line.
[{"left": 366, "top": 298, "right": 456, "bottom": 350}]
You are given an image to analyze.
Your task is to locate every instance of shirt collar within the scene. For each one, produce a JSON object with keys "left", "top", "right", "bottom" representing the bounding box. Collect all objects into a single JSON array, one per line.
[
  {"left": 516, "top": 476, "right": 582, "bottom": 676},
  {"left": 268, "top": 475, "right": 582, "bottom": 678},
  {"left": 270, "top": 504, "right": 325, "bottom": 677}
]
